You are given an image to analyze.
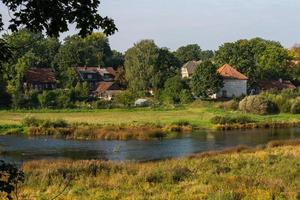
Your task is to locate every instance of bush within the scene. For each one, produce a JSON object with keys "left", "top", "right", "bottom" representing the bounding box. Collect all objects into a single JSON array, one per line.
[
  {"left": 145, "top": 169, "right": 164, "bottom": 183},
  {"left": 290, "top": 98, "right": 300, "bottom": 114},
  {"left": 22, "top": 116, "right": 41, "bottom": 127},
  {"left": 179, "top": 89, "right": 194, "bottom": 104},
  {"left": 239, "top": 95, "right": 278, "bottom": 115},
  {"left": 216, "top": 100, "right": 239, "bottom": 110},
  {"left": 171, "top": 167, "right": 191, "bottom": 183},
  {"left": 211, "top": 115, "right": 255, "bottom": 125}
]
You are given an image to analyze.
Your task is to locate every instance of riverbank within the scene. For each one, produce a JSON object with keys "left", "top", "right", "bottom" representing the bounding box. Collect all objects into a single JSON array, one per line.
[
  {"left": 0, "top": 103, "right": 300, "bottom": 139},
  {"left": 15, "top": 140, "right": 300, "bottom": 199}
]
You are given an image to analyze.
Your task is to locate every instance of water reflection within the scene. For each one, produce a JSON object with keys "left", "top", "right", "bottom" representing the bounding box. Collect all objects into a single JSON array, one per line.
[{"left": 0, "top": 127, "right": 300, "bottom": 164}]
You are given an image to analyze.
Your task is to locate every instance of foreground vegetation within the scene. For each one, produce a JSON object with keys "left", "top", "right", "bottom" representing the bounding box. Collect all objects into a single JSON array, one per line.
[{"left": 9, "top": 140, "right": 300, "bottom": 199}]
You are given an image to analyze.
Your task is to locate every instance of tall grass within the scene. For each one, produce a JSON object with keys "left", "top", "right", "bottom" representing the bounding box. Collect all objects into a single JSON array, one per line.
[{"left": 17, "top": 140, "right": 300, "bottom": 200}]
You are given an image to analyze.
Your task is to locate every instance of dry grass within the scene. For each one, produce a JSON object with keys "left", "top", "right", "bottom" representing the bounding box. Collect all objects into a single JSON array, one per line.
[{"left": 16, "top": 140, "right": 300, "bottom": 200}]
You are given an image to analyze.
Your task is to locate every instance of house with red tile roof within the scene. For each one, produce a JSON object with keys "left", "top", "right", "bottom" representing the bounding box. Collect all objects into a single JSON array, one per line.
[
  {"left": 23, "top": 68, "right": 57, "bottom": 90},
  {"left": 212, "top": 64, "right": 248, "bottom": 98},
  {"left": 95, "top": 82, "right": 122, "bottom": 100},
  {"left": 75, "top": 66, "right": 116, "bottom": 91}
]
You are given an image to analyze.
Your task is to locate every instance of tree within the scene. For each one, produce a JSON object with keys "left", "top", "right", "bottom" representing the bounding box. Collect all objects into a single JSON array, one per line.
[
  {"left": 53, "top": 32, "right": 112, "bottom": 87},
  {"left": 214, "top": 38, "right": 291, "bottom": 89},
  {"left": 156, "top": 48, "right": 181, "bottom": 87},
  {"left": 106, "top": 50, "right": 125, "bottom": 68},
  {"left": 174, "top": 44, "right": 202, "bottom": 64},
  {"left": 0, "top": 160, "right": 25, "bottom": 200},
  {"left": 0, "top": 0, "right": 117, "bottom": 37},
  {"left": 191, "top": 61, "right": 223, "bottom": 98},
  {"left": 162, "top": 75, "right": 190, "bottom": 104},
  {"left": 125, "top": 40, "right": 160, "bottom": 93}
]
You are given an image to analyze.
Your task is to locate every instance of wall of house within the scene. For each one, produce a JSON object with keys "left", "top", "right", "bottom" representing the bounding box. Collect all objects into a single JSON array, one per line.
[
  {"left": 215, "top": 79, "right": 247, "bottom": 98},
  {"left": 181, "top": 68, "right": 190, "bottom": 78}
]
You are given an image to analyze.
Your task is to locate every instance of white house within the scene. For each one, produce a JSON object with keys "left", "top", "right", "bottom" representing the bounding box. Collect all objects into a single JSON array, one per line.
[
  {"left": 181, "top": 60, "right": 202, "bottom": 78},
  {"left": 212, "top": 64, "right": 248, "bottom": 98}
]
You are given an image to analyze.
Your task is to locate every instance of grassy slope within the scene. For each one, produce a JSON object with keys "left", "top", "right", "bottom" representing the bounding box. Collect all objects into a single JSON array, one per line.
[
  {"left": 20, "top": 144, "right": 300, "bottom": 200},
  {"left": 0, "top": 105, "right": 300, "bottom": 129}
]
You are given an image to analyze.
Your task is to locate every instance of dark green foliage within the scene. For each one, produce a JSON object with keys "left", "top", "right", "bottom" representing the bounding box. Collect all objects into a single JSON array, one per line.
[
  {"left": 113, "top": 90, "right": 137, "bottom": 107},
  {"left": 125, "top": 40, "right": 160, "bottom": 93},
  {"left": 1, "top": 0, "right": 117, "bottom": 37},
  {"left": 239, "top": 95, "right": 278, "bottom": 115},
  {"left": 260, "top": 89, "right": 300, "bottom": 114},
  {"left": 191, "top": 60, "right": 223, "bottom": 98},
  {"left": 162, "top": 76, "right": 191, "bottom": 104},
  {"left": 179, "top": 89, "right": 194, "bottom": 104},
  {"left": 211, "top": 115, "right": 256, "bottom": 125},
  {"left": 174, "top": 44, "right": 202, "bottom": 64},
  {"left": 22, "top": 116, "right": 68, "bottom": 128},
  {"left": 0, "top": 160, "right": 25, "bottom": 200},
  {"left": 214, "top": 38, "right": 290, "bottom": 89}
]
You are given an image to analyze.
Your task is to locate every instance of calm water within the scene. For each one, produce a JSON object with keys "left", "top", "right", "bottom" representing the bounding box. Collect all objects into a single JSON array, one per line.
[{"left": 1, "top": 128, "right": 300, "bottom": 164}]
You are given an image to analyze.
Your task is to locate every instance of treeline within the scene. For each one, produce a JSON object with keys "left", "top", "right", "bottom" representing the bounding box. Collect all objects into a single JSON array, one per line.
[{"left": 0, "top": 29, "right": 300, "bottom": 109}]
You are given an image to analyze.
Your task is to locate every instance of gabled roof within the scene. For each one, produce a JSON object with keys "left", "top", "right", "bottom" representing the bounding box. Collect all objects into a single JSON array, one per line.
[
  {"left": 25, "top": 68, "right": 57, "bottom": 83},
  {"left": 217, "top": 64, "right": 248, "bottom": 80},
  {"left": 258, "top": 80, "right": 296, "bottom": 90},
  {"left": 182, "top": 60, "right": 202, "bottom": 75},
  {"left": 96, "top": 82, "right": 121, "bottom": 93}
]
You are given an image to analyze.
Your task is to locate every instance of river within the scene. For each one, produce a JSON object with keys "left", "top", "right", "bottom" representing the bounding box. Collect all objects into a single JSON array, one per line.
[{"left": 1, "top": 128, "right": 300, "bottom": 163}]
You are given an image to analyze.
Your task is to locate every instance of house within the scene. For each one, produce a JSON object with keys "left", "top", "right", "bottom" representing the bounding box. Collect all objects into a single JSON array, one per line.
[
  {"left": 212, "top": 64, "right": 248, "bottom": 98},
  {"left": 258, "top": 80, "right": 296, "bottom": 91},
  {"left": 75, "top": 66, "right": 116, "bottom": 91},
  {"left": 23, "top": 68, "right": 57, "bottom": 90},
  {"left": 181, "top": 60, "right": 202, "bottom": 78},
  {"left": 95, "top": 82, "right": 122, "bottom": 100}
]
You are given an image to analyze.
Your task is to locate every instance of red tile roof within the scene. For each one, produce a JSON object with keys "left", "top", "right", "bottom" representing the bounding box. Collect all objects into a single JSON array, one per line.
[
  {"left": 217, "top": 64, "right": 248, "bottom": 80},
  {"left": 25, "top": 68, "right": 57, "bottom": 83},
  {"left": 96, "top": 82, "right": 121, "bottom": 93},
  {"left": 258, "top": 80, "right": 296, "bottom": 90}
]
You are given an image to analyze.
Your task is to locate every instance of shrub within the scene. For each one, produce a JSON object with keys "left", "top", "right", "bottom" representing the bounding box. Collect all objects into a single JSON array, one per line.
[
  {"left": 290, "top": 98, "right": 300, "bottom": 114},
  {"left": 22, "top": 116, "right": 41, "bottom": 127},
  {"left": 145, "top": 169, "right": 164, "bottom": 183},
  {"left": 179, "top": 89, "right": 194, "bottom": 104},
  {"left": 216, "top": 100, "right": 239, "bottom": 110},
  {"left": 239, "top": 95, "right": 278, "bottom": 115},
  {"left": 211, "top": 115, "right": 255, "bottom": 125},
  {"left": 171, "top": 167, "right": 191, "bottom": 183}
]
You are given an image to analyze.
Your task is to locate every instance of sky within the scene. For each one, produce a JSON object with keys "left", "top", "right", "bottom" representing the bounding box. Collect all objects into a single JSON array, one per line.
[{"left": 1, "top": 0, "right": 300, "bottom": 52}]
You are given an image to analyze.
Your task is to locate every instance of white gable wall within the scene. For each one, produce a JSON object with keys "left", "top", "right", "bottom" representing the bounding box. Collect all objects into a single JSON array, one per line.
[
  {"left": 214, "top": 79, "right": 247, "bottom": 98},
  {"left": 181, "top": 68, "right": 190, "bottom": 78}
]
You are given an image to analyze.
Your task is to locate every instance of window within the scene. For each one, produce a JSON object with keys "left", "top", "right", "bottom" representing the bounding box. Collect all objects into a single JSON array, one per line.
[
  {"left": 87, "top": 74, "right": 93, "bottom": 79},
  {"left": 222, "top": 90, "right": 227, "bottom": 98}
]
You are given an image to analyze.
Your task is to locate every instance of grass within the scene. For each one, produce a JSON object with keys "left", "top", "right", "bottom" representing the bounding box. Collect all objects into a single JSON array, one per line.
[
  {"left": 0, "top": 104, "right": 300, "bottom": 129},
  {"left": 14, "top": 140, "right": 300, "bottom": 200}
]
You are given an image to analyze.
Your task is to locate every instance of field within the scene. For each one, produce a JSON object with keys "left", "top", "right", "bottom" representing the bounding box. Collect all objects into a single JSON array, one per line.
[
  {"left": 1, "top": 103, "right": 300, "bottom": 129},
  {"left": 15, "top": 141, "right": 300, "bottom": 200}
]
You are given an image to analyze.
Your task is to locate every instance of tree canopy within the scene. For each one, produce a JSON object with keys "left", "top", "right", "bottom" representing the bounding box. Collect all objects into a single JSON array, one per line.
[
  {"left": 191, "top": 60, "right": 223, "bottom": 98},
  {"left": 214, "top": 38, "right": 291, "bottom": 89},
  {"left": 0, "top": 0, "right": 117, "bottom": 37}
]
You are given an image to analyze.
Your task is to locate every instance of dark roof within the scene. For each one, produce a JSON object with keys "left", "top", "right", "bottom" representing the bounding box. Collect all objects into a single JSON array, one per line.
[
  {"left": 217, "top": 64, "right": 248, "bottom": 80},
  {"left": 182, "top": 60, "right": 202, "bottom": 75},
  {"left": 96, "top": 82, "right": 121, "bottom": 93},
  {"left": 258, "top": 80, "right": 296, "bottom": 90},
  {"left": 25, "top": 68, "right": 57, "bottom": 83},
  {"left": 76, "top": 66, "right": 116, "bottom": 80}
]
